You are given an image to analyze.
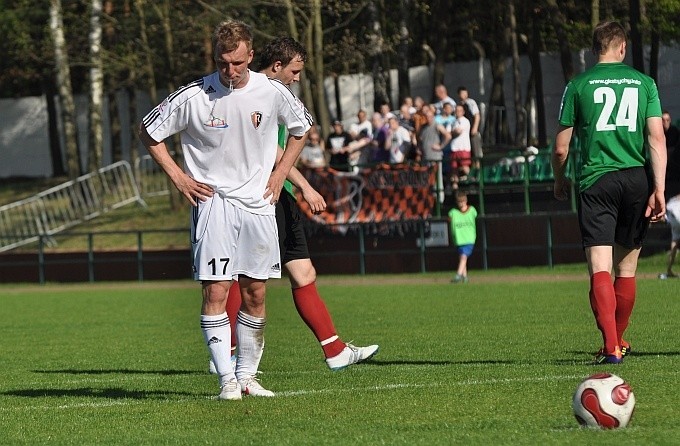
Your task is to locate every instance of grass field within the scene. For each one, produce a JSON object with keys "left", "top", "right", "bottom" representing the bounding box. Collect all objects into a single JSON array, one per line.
[{"left": 1, "top": 269, "right": 679, "bottom": 445}]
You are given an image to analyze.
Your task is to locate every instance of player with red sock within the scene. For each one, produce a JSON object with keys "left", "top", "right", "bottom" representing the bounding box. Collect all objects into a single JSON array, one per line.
[
  {"left": 212, "top": 37, "right": 378, "bottom": 373},
  {"left": 552, "top": 21, "right": 666, "bottom": 364}
]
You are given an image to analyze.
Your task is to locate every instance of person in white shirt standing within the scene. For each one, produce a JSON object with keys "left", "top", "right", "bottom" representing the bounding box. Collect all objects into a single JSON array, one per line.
[
  {"left": 385, "top": 115, "right": 414, "bottom": 163},
  {"left": 450, "top": 104, "right": 472, "bottom": 188},
  {"left": 138, "top": 20, "right": 312, "bottom": 401},
  {"left": 457, "top": 86, "right": 483, "bottom": 168}
]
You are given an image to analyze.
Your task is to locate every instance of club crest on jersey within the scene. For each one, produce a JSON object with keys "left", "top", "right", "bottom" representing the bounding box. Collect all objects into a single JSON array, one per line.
[{"left": 251, "top": 111, "right": 263, "bottom": 129}]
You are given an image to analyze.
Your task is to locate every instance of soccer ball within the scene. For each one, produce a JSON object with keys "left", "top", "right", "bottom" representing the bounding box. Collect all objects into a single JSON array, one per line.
[{"left": 572, "top": 373, "right": 635, "bottom": 429}]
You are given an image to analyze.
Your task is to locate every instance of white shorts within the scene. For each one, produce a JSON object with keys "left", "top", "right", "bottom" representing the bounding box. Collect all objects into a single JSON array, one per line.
[
  {"left": 190, "top": 195, "right": 281, "bottom": 281},
  {"left": 667, "top": 198, "right": 680, "bottom": 241}
]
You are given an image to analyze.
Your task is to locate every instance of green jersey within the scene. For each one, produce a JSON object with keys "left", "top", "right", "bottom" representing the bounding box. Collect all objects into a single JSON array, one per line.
[
  {"left": 279, "top": 125, "right": 295, "bottom": 197},
  {"left": 448, "top": 206, "right": 477, "bottom": 246},
  {"left": 558, "top": 62, "right": 662, "bottom": 191}
]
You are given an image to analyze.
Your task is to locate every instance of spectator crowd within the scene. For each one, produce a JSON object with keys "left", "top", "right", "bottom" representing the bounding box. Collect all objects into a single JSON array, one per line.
[{"left": 299, "top": 85, "right": 483, "bottom": 197}]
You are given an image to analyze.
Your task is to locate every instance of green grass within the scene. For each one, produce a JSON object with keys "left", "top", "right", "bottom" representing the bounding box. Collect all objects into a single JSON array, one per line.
[{"left": 1, "top": 273, "right": 679, "bottom": 445}]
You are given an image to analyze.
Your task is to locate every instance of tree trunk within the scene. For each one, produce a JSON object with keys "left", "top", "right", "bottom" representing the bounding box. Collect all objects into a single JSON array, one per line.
[
  {"left": 629, "top": 0, "right": 645, "bottom": 73},
  {"left": 104, "top": 1, "right": 121, "bottom": 164},
  {"left": 283, "top": 0, "right": 299, "bottom": 41},
  {"left": 430, "top": 0, "right": 448, "bottom": 95},
  {"left": 545, "top": 0, "right": 574, "bottom": 82},
  {"left": 89, "top": 0, "right": 104, "bottom": 172},
  {"left": 508, "top": 0, "right": 524, "bottom": 146},
  {"left": 108, "top": 91, "right": 123, "bottom": 163},
  {"left": 487, "top": 56, "right": 509, "bottom": 146},
  {"left": 203, "top": 24, "right": 213, "bottom": 74},
  {"left": 44, "top": 79, "right": 66, "bottom": 177},
  {"left": 311, "top": 0, "right": 330, "bottom": 137},
  {"left": 529, "top": 8, "right": 547, "bottom": 147},
  {"left": 397, "top": 0, "right": 411, "bottom": 104},
  {"left": 649, "top": 28, "right": 659, "bottom": 82},
  {"left": 283, "top": 0, "right": 317, "bottom": 132},
  {"left": 368, "top": 0, "right": 390, "bottom": 111},
  {"left": 155, "top": 0, "right": 183, "bottom": 210},
  {"left": 49, "top": 0, "right": 82, "bottom": 179},
  {"left": 333, "top": 74, "right": 343, "bottom": 121},
  {"left": 591, "top": 0, "right": 599, "bottom": 28},
  {"left": 127, "top": 86, "right": 139, "bottom": 165},
  {"left": 134, "top": 0, "right": 158, "bottom": 105}
]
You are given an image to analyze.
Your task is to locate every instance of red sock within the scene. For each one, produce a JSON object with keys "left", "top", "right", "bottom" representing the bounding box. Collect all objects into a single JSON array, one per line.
[
  {"left": 226, "top": 281, "right": 242, "bottom": 352},
  {"left": 590, "top": 271, "right": 618, "bottom": 353},
  {"left": 293, "top": 282, "right": 345, "bottom": 358},
  {"left": 614, "top": 276, "right": 636, "bottom": 346},
  {"left": 588, "top": 289, "right": 603, "bottom": 334}
]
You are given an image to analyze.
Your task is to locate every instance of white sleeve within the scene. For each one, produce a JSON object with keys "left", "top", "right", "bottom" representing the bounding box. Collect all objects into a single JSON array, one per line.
[
  {"left": 467, "top": 98, "right": 480, "bottom": 116},
  {"left": 141, "top": 80, "right": 202, "bottom": 142},
  {"left": 271, "top": 81, "right": 313, "bottom": 137}
]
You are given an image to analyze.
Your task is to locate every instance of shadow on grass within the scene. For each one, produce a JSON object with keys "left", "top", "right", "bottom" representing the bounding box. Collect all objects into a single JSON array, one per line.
[
  {"left": 567, "top": 350, "right": 680, "bottom": 358},
  {"left": 1, "top": 387, "right": 197, "bottom": 399},
  {"left": 368, "top": 359, "right": 518, "bottom": 366},
  {"left": 32, "top": 369, "right": 202, "bottom": 376},
  {"left": 553, "top": 350, "right": 680, "bottom": 366}
]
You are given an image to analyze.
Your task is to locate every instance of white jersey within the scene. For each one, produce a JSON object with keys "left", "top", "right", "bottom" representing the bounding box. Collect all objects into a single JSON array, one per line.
[
  {"left": 389, "top": 126, "right": 412, "bottom": 163},
  {"left": 349, "top": 120, "right": 373, "bottom": 138},
  {"left": 142, "top": 70, "right": 312, "bottom": 215},
  {"left": 451, "top": 116, "right": 471, "bottom": 152}
]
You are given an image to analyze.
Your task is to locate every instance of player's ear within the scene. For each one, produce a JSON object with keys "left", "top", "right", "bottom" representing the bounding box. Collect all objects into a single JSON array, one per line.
[{"left": 273, "top": 61, "right": 283, "bottom": 73}]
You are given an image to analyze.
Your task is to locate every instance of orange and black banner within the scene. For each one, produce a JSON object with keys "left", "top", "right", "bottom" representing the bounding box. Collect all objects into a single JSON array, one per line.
[{"left": 295, "top": 163, "right": 436, "bottom": 225}]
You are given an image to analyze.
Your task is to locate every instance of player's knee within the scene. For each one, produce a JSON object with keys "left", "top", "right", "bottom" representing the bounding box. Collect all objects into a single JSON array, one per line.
[
  {"left": 202, "top": 281, "right": 229, "bottom": 306},
  {"left": 287, "top": 260, "right": 316, "bottom": 288}
]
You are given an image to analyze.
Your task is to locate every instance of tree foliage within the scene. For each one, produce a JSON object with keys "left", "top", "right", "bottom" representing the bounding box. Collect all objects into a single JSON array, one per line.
[{"left": 1, "top": 0, "right": 679, "bottom": 165}]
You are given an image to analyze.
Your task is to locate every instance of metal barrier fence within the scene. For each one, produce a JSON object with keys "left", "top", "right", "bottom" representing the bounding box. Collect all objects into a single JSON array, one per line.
[
  {"left": 0, "top": 216, "right": 670, "bottom": 284},
  {"left": 0, "top": 161, "right": 146, "bottom": 252},
  {"left": 134, "top": 153, "right": 174, "bottom": 197}
]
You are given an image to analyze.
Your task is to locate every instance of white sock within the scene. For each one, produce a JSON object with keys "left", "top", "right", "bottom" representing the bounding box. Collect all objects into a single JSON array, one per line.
[
  {"left": 200, "top": 312, "right": 234, "bottom": 386},
  {"left": 236, "top": 311, "right": 265, "bottom": 380}
]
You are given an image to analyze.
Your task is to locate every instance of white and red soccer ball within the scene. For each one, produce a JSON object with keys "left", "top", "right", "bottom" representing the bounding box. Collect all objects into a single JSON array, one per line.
[{"left": 572, "top": 373, "right": 635, "bottom": 429}]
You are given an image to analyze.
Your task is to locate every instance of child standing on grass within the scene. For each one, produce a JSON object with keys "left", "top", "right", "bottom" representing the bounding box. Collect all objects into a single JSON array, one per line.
[{"left": 448, "top": 190, "right": 477, "bottom": 283}]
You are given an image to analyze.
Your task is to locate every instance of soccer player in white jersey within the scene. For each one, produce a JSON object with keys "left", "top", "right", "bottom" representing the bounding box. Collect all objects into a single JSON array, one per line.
[
  {"left": 138, "top": 20, "right": 312, "bottom": 400},
  {"left": 218, "top": 37, "right": 379, "bottom": 373}
]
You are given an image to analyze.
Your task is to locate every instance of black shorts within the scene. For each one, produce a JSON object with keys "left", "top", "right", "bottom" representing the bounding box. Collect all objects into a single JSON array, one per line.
[
  {"left": 578, "top": 167, "right": 651, "bottom": 249},
  {"left": 276, "top": 191, "right": 310, "bottom": 263}
]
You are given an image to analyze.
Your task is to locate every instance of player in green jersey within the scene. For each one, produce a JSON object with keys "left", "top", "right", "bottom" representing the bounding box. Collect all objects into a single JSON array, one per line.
[{"left": 552, "top": 21, "right": 666, "bottom": 364}]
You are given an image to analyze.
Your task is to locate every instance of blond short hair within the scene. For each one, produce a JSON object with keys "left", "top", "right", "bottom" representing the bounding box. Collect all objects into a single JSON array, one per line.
[{"left": 212, "top": 20, "right": 253, "bottom": 57}]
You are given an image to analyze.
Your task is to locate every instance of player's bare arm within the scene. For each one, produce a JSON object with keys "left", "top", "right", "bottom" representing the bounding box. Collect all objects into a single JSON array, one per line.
[
  {"left": 265, "top": 132, "right": 308, "bottom": 204},
  {"left": 138, "top": 125, "right": 214, "bottom": 206},
  {"left": 274, "top": 146, "right": 326, "bottom": 213},
  {"left": 345, "top": 137, "right": 371, "bottom": 154},
  {"left": 552, "top": 125, "right": 572, "bottom": 201},
  {"left": 646, "top": 116, "right": 667, "bottom": 221},
  {"left": 437, "top": 125, "right": 452, "bottom": 149},
  {"left": 471, "top": 112, "right": 480, "bottom": 135}
]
